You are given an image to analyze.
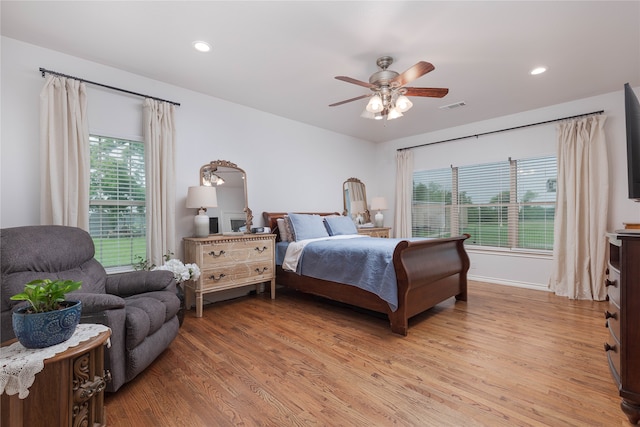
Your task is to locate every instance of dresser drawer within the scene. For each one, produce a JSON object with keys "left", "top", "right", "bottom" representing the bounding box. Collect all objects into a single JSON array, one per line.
[
  {"left": 201, "top": 240, "right": 274, "bottom": 268},
  {"left": 606, "top": 299, "right": 621, "bottom": 344},
  {"left": 201, "top": 260, "right": 274, "bottom": 290},
  {"left": 606, "top": 264, "right": 620, "bottom": 306},
  {"left": 606, "top": 326, "right": 622, "bottom": 385}
]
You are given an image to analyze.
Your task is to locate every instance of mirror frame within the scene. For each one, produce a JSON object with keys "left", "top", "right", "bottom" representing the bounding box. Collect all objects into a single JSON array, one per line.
[
  {"left": 343, "top": 177, "right": 370, "bottom": 224},
  {"left": 199, "top": 160, "right": 253, "bottom": 233}
]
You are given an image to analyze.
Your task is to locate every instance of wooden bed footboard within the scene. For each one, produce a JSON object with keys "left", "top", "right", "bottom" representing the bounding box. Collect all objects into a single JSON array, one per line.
[
  {"left": 263, "top": 212, "right": 470, "bottom": 336},
  {"left": 390, "top": 235, "right": 470, "bottom": 335}
]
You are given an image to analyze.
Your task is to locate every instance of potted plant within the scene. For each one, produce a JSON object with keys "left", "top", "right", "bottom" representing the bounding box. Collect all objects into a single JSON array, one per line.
[{"left": 10, "top": 278, "right": 82, "bottom": 349}]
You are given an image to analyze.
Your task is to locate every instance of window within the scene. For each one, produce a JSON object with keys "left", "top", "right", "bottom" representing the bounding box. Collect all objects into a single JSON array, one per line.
[
  {"left": 413, "top": 156, "right": 557, "bottom": 251},
  {"left": 89, "top": 135, "right": 146, "bottom": 268},
  {"left": 412, "top": 168, "right": 452, "bottom": 238}
]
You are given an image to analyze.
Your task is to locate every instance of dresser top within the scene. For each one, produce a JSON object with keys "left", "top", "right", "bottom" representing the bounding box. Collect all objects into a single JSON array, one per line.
[{"left": 183, "top": 233, "right": 276, "bottom": 243}]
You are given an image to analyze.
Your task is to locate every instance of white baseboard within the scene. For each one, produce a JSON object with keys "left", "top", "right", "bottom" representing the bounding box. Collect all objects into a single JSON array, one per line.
[{"left": 468, "top": 274, "right": 550, "bottom": 292}]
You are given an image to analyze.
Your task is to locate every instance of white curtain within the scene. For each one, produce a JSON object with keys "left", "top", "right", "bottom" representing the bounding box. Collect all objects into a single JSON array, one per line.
[
  {"left": 143, "top": 99, "right": 177, "bottom": 267},
  {"left": 394, "top": 150, "right": 414, "bottom": 238},
  {"left": 549, "top": 115, "right": 609, "bottom": 300},
  {"left": 39, "top": 76, "right": 90, "bottom": 229}
]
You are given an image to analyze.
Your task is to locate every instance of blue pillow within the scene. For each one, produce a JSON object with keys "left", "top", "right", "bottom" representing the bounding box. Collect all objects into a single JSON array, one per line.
[
  {"left": 324, "top": 215, "right": 358, "bottom": 236},
  {"left": 287, "top": 213, "right": 330, "bottom": 241}
]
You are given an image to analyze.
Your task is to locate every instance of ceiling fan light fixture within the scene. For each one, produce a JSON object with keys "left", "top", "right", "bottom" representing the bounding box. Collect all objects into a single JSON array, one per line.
[
  {"left": 366, "top": 94, "right": 384, "bottom": 113},
  {"left": 373, "top": 112, "right": 384, "bottom": 120},
  {"left": 387, "top": 107, "right": 403, "bottom": 120},
  {"left": 395, "top": 95, "right": 413, "bottom": 112}
]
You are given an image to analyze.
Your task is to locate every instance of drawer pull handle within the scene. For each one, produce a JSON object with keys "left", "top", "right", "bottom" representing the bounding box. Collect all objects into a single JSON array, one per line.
[
  {"left": 208, "top": 250, "right": 226, "bottom": 258},
  {"left": 255, "top": 267, "right": 269, "bottom": 274},
  {"left": 209, "top": 273, "right": 226, "bottom": 281},
  {"left": 254, "top": 246, "right": 268, "bottom": 253},
  {"left": 604, "top": 310, "right": 617, "bottom": 320},
  {"left": 605, "top": 279, "right": 617, "bottom": 287},
  {"left": 604, "top": 343, "right": 616, "bottom": 352}
]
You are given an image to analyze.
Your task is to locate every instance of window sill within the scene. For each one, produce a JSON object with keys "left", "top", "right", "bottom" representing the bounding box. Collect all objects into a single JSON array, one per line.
[{"left": 465, "top": 245, "right": 553, "bottom": 259}]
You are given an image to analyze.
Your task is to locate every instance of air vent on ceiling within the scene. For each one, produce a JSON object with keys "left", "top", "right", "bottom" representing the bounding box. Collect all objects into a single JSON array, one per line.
[{"left": 439, "top": 101, "right": 466, "bottom": 110}]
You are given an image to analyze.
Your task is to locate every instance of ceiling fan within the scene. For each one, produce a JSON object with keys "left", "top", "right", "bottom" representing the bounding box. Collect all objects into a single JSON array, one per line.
[{"left": 329, "top": 56, "right": 449, "bottom": 120}]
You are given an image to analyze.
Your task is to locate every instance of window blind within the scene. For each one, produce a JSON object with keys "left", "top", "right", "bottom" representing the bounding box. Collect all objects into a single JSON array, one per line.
[{"left": 89, "top": 135, "right": 146, "bottom": 268}]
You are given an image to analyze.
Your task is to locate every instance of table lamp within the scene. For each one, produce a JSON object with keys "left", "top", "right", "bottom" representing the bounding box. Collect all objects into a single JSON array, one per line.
[
  {"left": 186, "top": 186, "right": 218, "bottom": 237},
  {"left": 370, "top": 197, "right": 388, "bottom": 228}
]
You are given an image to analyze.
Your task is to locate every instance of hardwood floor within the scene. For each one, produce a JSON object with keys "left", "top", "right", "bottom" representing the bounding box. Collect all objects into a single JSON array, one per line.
[{"left": 105, "top": 281, "right": 627, "bottom": 426}]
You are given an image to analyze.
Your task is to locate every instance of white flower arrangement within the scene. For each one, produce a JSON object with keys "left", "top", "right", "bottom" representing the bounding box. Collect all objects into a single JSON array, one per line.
[{"left": 154, "top": 258, "right": 201, "bottom": 284}]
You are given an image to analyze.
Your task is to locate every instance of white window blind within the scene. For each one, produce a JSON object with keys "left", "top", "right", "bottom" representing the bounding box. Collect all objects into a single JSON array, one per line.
[
  {"left": 412, "top": 155, "right": 556, "bottom": 251},
  {"left": 89, "top": 135, "right": 146, "bottom": 268},
  {"left": 412, "top": 168, "right": 452, "bottom": 238},
  {"left": 458, "top": 161, "right": 511, "bottom": 247},
  {"left": 515, "top": 156, "right": 557, "bottom": 250}
]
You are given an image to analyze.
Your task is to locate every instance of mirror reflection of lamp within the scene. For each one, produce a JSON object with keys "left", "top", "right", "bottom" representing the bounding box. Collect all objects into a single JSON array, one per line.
[
  {"left": 186, "top": 186, "right": 218, "bottom": 237},
  {"left": 370, "top": 197, "right": 388, "bottom": 228},
  {"left": 351, "top": 200, "right": 365, "bottom": 225}
]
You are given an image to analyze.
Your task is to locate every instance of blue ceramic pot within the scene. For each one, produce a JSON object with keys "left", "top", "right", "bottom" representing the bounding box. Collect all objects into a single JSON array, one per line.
[{"left": 12, "top": 300, "right": 82, "bottom": 349}]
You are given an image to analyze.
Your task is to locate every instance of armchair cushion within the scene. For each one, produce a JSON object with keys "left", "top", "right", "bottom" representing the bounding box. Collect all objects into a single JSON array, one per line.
[
  {"left": 71, "top": 293, "right": 126, "bottom": 313},
  {"left": 106, "top": 270, "right": 176, "bottom": 297}
]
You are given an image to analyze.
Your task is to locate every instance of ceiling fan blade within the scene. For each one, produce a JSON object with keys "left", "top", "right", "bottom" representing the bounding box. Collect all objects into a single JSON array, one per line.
[
  {"left": 404, "top": 87, "right": 449, "bottom": 98},
  {"left": 329, "top": 94, "right": 371, "bottom": 107},
  {"left": 335, "top": 76, "right": 376, "bottom": 89},
  {"left": 392, "top": 61, "right": 435, "bottom": 87}
]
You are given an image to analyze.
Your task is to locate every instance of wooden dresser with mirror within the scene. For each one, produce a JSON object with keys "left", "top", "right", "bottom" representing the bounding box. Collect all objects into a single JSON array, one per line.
[{"left": 183, "top": 160, "right": 275, "bottom": 317}]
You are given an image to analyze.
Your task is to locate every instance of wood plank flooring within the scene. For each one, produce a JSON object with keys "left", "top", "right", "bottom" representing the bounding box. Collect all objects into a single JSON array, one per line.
[{"left": 104, "top": 281, "right": 627, "bottom": 426}]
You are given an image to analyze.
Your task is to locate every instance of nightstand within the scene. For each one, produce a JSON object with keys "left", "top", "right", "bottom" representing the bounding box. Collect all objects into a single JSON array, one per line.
[
  {"left": 357, "top": 227, "right": 391, "bottom": 238},
  {"left": 183, "top": 234, "right": 276, "bottom": 317},
  {"left": 1, "top": 326, "right": 111, "bottom": 427}
]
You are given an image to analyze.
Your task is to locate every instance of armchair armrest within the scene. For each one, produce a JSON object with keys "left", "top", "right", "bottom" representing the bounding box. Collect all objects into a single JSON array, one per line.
[
  {"left": 70, "top": 292, "right": 126, "bottom": 313},
  {"left": 106, "top": 270, "right": 177, "bottom": 297}
]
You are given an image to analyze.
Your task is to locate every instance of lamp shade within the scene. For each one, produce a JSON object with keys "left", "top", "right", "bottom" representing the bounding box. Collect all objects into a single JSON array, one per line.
[
  {"left": 186, "top": 186, "right": 218, "bottom": 209},
  {"left": 370, "top": 197, "right": 388, "bottom": 211},
  {"left": 186, "top": 186, "right": 218, "bottom": 237},
  {"left": 366, "top": 94, "right": 384, "bottom": 113}
]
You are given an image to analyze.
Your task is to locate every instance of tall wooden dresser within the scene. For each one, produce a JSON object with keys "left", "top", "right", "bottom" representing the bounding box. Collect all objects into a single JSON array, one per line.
[
  {"left": 183, "top": 234, "right": 276, "bottom": 317},
  {"left": 605, "top": 232, "right": 640, "bottom": 424}
]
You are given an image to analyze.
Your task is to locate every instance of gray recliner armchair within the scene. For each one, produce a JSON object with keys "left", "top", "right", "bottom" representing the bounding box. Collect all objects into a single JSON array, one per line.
[{"left": 0, "top": 225, "right": 181, "bottom": 392}]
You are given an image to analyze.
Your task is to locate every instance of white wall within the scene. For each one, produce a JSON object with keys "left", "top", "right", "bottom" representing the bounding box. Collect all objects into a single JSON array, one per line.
[
  {"left": 375, "top": 88, "right": 640, "bottom": 290},
  {"left": 1, "top": 37, "right": 377, "bottom": 259},
  {"left": 3, "top": 36, "right": 639, "bottom": 294}
]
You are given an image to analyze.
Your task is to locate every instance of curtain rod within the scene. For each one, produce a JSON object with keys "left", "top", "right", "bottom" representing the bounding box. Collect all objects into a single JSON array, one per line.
[
  {"left": 397, "top": 109, "right": 605, "bottom": 151},
  {"left": 39, "top": 67, "right": 181, "bottom": 106}
]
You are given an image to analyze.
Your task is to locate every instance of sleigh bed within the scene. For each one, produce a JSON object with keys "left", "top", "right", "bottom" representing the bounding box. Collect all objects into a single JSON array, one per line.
[{"left": 263, "top": 212, "right": 470, "bottom": 336}]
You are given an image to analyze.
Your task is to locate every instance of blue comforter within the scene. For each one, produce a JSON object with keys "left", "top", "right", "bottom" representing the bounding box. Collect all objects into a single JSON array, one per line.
[{"left": 284, "top": 237, "right": 414, "bottom": 312}]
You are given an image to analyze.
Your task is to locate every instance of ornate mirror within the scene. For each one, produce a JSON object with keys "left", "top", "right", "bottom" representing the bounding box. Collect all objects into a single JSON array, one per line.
[
  {"left": 343, "top": 178, "right": 370, "bottom": 224},
  {"left": 200, "top": 160, "right": 252, "bottom": 233}
]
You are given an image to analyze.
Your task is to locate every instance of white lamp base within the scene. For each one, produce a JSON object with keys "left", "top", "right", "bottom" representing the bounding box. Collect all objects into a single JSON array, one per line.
[
  {"left": 374, "top": 211, "right": 384, "bottom": 228},
  {"left": 194, "top": 209, "right": 210, "bottom": 237}
]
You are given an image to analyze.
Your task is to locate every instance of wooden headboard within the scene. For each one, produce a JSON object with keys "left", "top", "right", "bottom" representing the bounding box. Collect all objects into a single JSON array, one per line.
[{"left": 262, "top": 212, "right": 341, "bottom": 241}]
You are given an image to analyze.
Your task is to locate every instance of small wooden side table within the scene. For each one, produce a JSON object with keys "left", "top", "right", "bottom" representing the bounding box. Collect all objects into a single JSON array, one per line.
[{"left": 1, "top": 328, "right": 111, "bottom": 427}]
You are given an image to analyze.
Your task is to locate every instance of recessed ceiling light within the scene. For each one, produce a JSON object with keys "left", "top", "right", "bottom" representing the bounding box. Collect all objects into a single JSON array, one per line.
[
  {"left": 530, "top": 66, "right": 547, "bottom": 75},
  {"left": 193, "top": 41, "right": 211, "bottom": 53}
]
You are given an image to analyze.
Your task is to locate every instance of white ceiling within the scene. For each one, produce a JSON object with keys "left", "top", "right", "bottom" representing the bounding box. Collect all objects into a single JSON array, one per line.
[{"left": 2, "top": 1, "right": 639, "bottom": 143}]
